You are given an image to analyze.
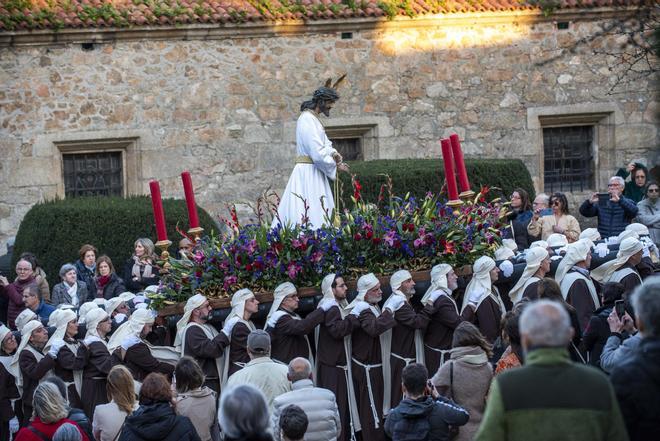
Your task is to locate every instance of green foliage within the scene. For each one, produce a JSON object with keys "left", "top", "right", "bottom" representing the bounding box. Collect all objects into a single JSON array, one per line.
[
  {"left": 12, "top": 196, "right": 217, "bottom": 283},
  {"left": 337, "top": 158, "right": 535, "bottom": 208}
]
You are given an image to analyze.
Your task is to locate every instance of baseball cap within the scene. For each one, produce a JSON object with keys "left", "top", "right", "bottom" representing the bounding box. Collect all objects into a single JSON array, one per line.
[{"left": 247, "top": 330, "right": 270, "bottom": 354}]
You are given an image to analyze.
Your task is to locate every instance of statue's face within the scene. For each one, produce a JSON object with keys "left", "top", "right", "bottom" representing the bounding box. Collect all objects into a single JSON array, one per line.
[{"left": 318, "top": 100, "right": 335, "bottom": 117}]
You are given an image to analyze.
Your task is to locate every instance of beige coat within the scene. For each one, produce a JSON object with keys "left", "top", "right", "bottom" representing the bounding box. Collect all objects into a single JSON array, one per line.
[
  {"left": 93, "top": 400, "right": 139, "bottom": 441},
  {"left": 432, "top": 346, "right": 493, "bottom": 441},
  {"left": 175, "top": 386, "right": 218, "bottom": 441},
  {"left": 527, "top": 213, "right": 581, "bottom": 242},
  {"left": 226, "top": 356, "right": 290, "bottom": 408}
]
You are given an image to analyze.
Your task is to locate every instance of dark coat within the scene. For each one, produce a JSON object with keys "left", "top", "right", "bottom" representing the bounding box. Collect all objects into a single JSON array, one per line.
[
  {"left": 94, "top": 273, "right": 127, "bottom": 300},
  {"left": 74, "top": 260, "right": 97, "bottom": 295},
  {"left": 385, "top": 396, "right": 469, "bottom": 441},
  {"left": 579, "top": 197, "right": 638, "bottom": 238},
  {"left": 611, "top": 337, "right": 660, "bottom": 441},
  {"left": 118, "top": 402, "right": 202, "bottom": 441},
  {"left": 122, "top": 258, "right": 160, "bottom": 293},
  {"left": 582, "top": 305, "right": 613, "bottom": 368}
]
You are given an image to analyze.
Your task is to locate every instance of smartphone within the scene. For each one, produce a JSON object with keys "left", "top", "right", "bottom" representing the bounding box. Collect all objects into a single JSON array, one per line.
[
  {"left": 614, "top": 300, "right": 625, "bottom": 318},
  {"left": 597, "top": 193, "right": 610, "bottom": 207}
]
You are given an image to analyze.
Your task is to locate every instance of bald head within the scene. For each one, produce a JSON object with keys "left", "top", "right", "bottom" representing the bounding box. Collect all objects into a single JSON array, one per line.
[{"left": 287, "top": 357, "right": 312, "bottom": 383}]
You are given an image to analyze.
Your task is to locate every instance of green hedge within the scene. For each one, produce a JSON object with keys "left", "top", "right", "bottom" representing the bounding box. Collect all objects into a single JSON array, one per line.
[
  {"left": 338, "top": 158, "right": 535, "bottom": 206},
  {"left": 12, "top": 196, "right": 217, "bottom": 282}
]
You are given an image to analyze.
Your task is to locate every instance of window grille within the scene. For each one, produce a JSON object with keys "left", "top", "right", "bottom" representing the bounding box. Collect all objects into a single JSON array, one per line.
[
  {"left": 63, "top": 151, "right": 123, "bottom": 197},
  {"left": 543, "top": 125, "right": 593, "bottom": 192}
]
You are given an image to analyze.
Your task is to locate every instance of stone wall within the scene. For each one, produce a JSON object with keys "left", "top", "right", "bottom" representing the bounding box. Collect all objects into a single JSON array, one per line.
[{"left": 0, "top": 11, "right": 657, "bottom": 250}]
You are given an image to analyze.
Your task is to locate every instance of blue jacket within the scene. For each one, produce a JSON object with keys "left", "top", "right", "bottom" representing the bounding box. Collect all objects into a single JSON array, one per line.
[
  {"left": 33, "top": 301, "right": 55, "bottom": 323},
  {"left": 579, "top": 197, "right": 638, "bottom": 238},
  {"left": 385, "top": 395, "right": 469, "bottom": 441}
]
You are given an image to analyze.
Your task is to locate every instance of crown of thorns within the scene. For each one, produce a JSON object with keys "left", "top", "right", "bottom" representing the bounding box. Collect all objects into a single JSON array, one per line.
[{"left": 312, "top": 74, "right": 347, "bottom": 101}]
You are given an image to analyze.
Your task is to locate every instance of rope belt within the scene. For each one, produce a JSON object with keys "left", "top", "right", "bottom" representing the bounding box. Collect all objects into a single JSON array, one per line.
[
  {"left": 294, "top": 156, "right": 314, "bottom": 164},
  {"left": 336, "top": 364, "right": 357, "bottom": 441},
  {"left": 425, "top": 344, "right": 453, "bottom": 366},
  {"left": 352, "top": 358, "right": 383, "bottom": 429},
  {"left": 391, "top": 352, "right": 416, "bottom": 366}
]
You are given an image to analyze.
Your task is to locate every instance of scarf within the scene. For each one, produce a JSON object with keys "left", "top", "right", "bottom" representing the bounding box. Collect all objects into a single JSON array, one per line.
[
  {"left": 509, "top": 247, "right": 548, "bottom": 305},
  {"left": 85, "top": 308, "right": 110, "bottom": 343},
  {"left": 96, "top": 275, "right": 111, "bottom": 298},
  {"left": 461, "top": 256, "right": 505, "bottom": 314},
  {"left": 591, "top": 237, "right": 643, "bottom": 283},
  {"left": 174, "top": 294, "right": 208, "bottom": 348},
  {"left": 131, "top": 255, "right": 154, "bottom": 280}
]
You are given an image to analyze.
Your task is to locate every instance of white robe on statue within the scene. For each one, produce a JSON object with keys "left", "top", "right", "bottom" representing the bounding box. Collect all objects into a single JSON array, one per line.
[{"left": 274, "top": 110, "right": 338, "bottom": 230}]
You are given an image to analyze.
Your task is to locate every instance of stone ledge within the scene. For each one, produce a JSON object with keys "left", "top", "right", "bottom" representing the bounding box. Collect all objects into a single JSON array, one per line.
[{"left": 0, "top": 8, "right": 635, "bottom": 48}]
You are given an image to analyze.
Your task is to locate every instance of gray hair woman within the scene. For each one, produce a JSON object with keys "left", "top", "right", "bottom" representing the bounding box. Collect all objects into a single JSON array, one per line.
[
  {"left": 53, "top": 423, "right": 82, "bottom": 441},
  {"left": 14, "top": 382, "right": 88, "bottom": 440},
  {"left": 51, "top": 263, "right": 91, "bottom": 307},
  {"left": 218, "top": 384, "right": 273, "bottom": 441}
]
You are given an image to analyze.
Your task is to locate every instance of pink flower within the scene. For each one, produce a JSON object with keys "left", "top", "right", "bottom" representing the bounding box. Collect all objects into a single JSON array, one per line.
[
  {"left": 223, "top": 275, "right": 237, "bottom": 290},
  {"left": 384, "top": 230, "right": 397, "bottom": 246}
]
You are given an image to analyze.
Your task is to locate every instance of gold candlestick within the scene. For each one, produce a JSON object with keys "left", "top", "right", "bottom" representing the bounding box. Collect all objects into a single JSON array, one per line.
[
  {"left": 446, "top": 198, "right": 464, "bottom": 215},
  {"left": 155, "top": 239, "right": 172, "bottom": 274},
  {"left": 187, "top": 226, "right": 205, "bottom": 243},
  {"left": 459, "top": 190, "right": 476, "bottom": 201}
]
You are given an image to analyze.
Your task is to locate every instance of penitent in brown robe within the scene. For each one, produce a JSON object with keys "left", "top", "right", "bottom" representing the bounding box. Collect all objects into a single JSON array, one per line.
[
  {"left": 423, "top": 295, "right": 475, "bottom": 376},
  {"left": 317, "top": 306, "right": 359, "bottom": 441},
  {"left": 474, "top": 295, "right": 503, "bottom": 344},
  {"left": 268, "top": 308, "right": 324, "bottom": 365},
  {"left": 81, "top": 341, "right": 116, "bottom": 419},
  {"left": 183, "top": 325, "right": 229, "bottom": 394},
  {"left": 51, "top": 341, "right": 87, "bottom": 409},
  {"left": 351, "top": 309, "right": 395, "bottom": 441},
  {"left": 389, "top": 302, "right": 434, "bottom": 408},
  {"left": 521, "top": 280, "right": 541, "bottom": 302},
  {"left": 121, "top": 342, "right": 174, "bottom": 382},
  {"left": 227, "top": 323, "right": 251, "bottom": 377},
  {"left": 0, "top": 361, "right": 20, "bottom": 441},
  {"left": 18, "top": 348, "right": 55, "bottom": 425}
]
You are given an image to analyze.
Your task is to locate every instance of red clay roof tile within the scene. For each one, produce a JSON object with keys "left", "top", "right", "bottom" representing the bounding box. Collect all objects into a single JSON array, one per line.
[{"left": 0, "top": 0, "right": 647, "bottom": 31}]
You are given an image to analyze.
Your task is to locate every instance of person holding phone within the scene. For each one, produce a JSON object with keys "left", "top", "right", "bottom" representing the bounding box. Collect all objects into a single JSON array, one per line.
[
  {"left": 527, "top": 192, "right": 581, "bottom": 242},
  {"left": 600, "top": 299, "right": 640, "bottom": 374},
  {"left": 616, "top": 161, "right": 648, "bottom": 203},
  {"left": 580, "top": 176, "right": 639, "bottom": 239}
]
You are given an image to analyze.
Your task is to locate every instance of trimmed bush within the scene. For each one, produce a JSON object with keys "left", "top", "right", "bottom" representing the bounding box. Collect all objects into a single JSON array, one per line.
[
  {"left": 12, "top": 196, "right": 217, "bottom": 282},
  {"left": 338, "top": 158, "right": 535, "bottom": 206}
]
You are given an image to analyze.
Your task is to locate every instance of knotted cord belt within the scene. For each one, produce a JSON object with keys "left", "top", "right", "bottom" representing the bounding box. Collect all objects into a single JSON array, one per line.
[
  {"left": 352, "top": 358, "right": 383, "bottom": 429},
  {"left": 391, "top": 352, "right": 416, "bottom": 366},
  {"left": 425, "top": 344, "right": 453, "bottom": 366}
]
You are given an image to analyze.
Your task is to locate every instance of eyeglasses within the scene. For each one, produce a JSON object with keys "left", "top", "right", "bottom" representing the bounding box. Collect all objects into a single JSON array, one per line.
[
  {"left": 551, "top": 201, "right": 561, "bottom": 206},
  {"left": 649, "top": 188, "right": 659, "bottom": 193},
  {"left": 607, "top": 183, "right": 619, "bottom": 187},
  {"left": 15, "top": 268, "right": 32, "bottom": 272}
]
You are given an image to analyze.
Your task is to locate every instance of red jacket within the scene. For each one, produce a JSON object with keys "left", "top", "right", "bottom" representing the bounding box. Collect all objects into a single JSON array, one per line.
[{"left": 14, "top": 417, "right": 89, "bottom": 441}]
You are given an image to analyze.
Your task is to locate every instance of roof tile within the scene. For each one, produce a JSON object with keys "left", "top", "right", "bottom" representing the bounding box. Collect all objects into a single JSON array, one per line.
[{"left": 0, "top": 0, "right": 646, "bottom": 31}]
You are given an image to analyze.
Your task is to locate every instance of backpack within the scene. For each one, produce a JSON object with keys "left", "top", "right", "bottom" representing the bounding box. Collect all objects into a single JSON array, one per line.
[{"left": 390, "top": 411, "right": 431, "bottom": 441}]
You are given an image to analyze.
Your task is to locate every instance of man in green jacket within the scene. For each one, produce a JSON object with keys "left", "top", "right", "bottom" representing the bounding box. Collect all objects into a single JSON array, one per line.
[{"left": 475, "top": 300, "right": 628, "bottom": 441}]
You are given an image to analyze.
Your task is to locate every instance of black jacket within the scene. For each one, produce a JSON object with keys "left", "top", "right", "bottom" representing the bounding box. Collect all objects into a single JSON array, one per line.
[
  {"left": 118, "top": 402, "right": 201, "bottom": 441},
  {"left": 610, "top": 337, "right": 660, "bottom": 441},
  {"left": 384, "top": 395, "right": 469, "bottom": 441},
  {"left": 122, "top": 259, "right": 160, "bottom": 293},
  {"left": 94, "top": 273, "right": 127, "bottom": 300},
  {"left": 582, "top": 305, "right": 613, "bottom": 368},
  {"left": 68, "top": 407, "right": 95, "bottom": 441},
  {"left": 74, "top": 260, "right": 96, "bottom": 295}
]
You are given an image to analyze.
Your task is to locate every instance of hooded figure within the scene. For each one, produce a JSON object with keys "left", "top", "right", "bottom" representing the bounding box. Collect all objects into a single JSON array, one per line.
[
  {"left": 81, "top": 308, "right": 113, "bottom": 419},
  {"left": 580, "top": 228, "right": 601, "bottom": 243},
  {"left": 591, "top": 237, "right": 644, "bottom": 293},
  {"left": 385, "top": 270, "right": 434, "bottom": 408},
  {"left": 0, "top": 324, "right": 20, "bottom": 436},
  {"left": 508, "top": 247, "right": 550, "bottom": 305},
  {"left": 461, "top": 257, "right": 506, "bottom": 344},
  {"left": 556, "top": 239, "right": 600, "bottom": 332},
  {"left": 347, "top": 273, "right": 396, "bottom": 440},
  {"left": 222, "top": 289, "right": 258, "bottom": 383},
  {"left": 315, "top": 274, "right": 361, "bottom": 441},
  {"left": 265, "top": 282, "right": 323, "bottom": 365},
  {"left": 45, "top": 308, "right": 86, "bottom": 408},
  {"left": 12, "top": 320, "right": 56, "bottom": 425},
  {"left": 175, "top": 294, "right": 228, "bottom": 394},
  {"left": 108, "top": 309, "right": 176, "bottom": 386},
  {"left": 14, "top": 308, "right": 38, "bottom": 333}
]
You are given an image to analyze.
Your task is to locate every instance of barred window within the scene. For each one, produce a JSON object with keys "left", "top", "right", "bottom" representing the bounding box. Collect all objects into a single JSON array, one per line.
[
  {"left": 330, "top": 137, "right": 363, "bottom": 161},
  {"left": 543, "top": 125, "right": 594, "bottom": 193},
  {"left": 63, "top": 151, "right": 123, "bottom": 197}
]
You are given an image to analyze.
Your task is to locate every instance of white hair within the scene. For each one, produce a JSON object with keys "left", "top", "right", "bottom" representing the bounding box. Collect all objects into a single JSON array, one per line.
[
  {"left": 520, "top": 300, "right": 572, "bottom": 347},
  {"left": 609, "top": 176, "right": 625, "bottom": 186},
  {"left": 53, "top": 423, "right": 82, "bottom": 441},
  {"left": 288, "top": 357, "right": 312, "bottom": 382},
  {"left": 535, "top": 193, "right": 550, "bottom": 204},
  {"left": 631, "top": 276, "right": 660, "bottom": 338}
]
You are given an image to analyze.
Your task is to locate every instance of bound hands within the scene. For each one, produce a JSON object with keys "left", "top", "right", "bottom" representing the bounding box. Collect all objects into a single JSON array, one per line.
[
  {"left": 383, "top": 295, "right": 405, "bottom": 313},
  {"left": 333, "top": 152, "right": 350, "bottom": 173},
  {"left": 350, "top": 301, "right": 370, "bottom": 317},
  {"left": 48, "top": 339, "right": 66, "bottom": 358}
]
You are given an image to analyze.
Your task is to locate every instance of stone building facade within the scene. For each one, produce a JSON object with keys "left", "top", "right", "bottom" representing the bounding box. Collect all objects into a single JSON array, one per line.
[{"left": 0, "top": 5, "right": 658, "bottom": 250}]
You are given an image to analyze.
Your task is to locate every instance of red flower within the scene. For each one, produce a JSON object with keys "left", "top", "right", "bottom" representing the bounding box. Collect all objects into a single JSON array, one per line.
[
  {"left": 354, "top": 233, "right": 362, "bottom": 241},
  {"left": 246, "top": 263, "right": 253, "bottom": 271},
  {"left": 365, "top": 230, "right": 373, "bottom": 239},
  {"left": 445, "top": 241, "right": 456, "bottom": 255},
  {"left": 372, "top": 237, "right": 381, "bottom": 245},
  {"left": 352, "top": 177, "right": 362, "bottom": 201}
]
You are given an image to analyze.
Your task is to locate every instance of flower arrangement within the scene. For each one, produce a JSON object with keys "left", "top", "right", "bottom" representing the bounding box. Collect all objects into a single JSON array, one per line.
[{"left": 154, "top": 178, "right": 508, "bottom": 308}]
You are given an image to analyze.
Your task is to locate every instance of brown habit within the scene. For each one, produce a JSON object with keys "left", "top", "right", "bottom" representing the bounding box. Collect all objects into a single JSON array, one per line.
[
  {"left": 121, "top": 342, "right": 174, "bottom": 381},
  {"left": 52, "top": 342, "right": 87, "bottom": 409},
  {"left": 268, "top": 308, "right": 324, "bottom": 364},
  {"left": 183, "top": 325, "right": 229, "bottom": 394},
  {"left": 81, "top": 341, "right": 115, "bottom": 419},
  {"left": 351, "top": 308, "right": 395, "bottom": 441},
  {"left": 18, "top": 349, "right": 55, "bottom": 425},
  {"left": 474, "top": 296, "right": 502, "bottom": 344},
  {"left": 227, "top": 322, "right": 251, "bottom": 377},
  {"left": 317, "top": 306, "right": 359, "bottom": 441}
]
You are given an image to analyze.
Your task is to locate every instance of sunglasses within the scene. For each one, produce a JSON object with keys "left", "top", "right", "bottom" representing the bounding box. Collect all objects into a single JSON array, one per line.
[
  {"left": 551, "top": 201, "right": 561, "bottom": 206},
  {"left": 649, "top": 188, "right": 659, "bottom": 193}
]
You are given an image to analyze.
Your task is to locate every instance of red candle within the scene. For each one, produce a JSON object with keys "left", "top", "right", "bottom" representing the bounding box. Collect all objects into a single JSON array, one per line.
[
  {"left": 149, "top": 180, "right": 168, "bottom": 242},
  {"left": 440, "top": 139, "right": 460, "bottom": 201},
  {"left": 181, "top": 171, "right": 200, "bottom": 229},
  {"left": 449, "top": 134, "right": 471, "bottom": 193}
]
